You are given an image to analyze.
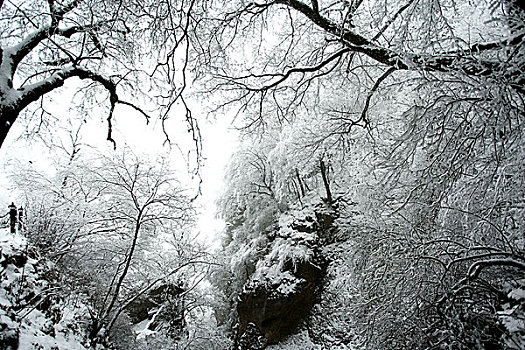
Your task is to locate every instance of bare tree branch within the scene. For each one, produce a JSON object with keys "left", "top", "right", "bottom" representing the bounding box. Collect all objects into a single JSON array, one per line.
[
  {"left": 372, "top": 0, "right": 416, "bottom": 41},
  {"left": 269, "top": 0, "right": 518, "bottom": 80},
  {"left": 359, "top": 66, "right": 396, "bottom": 127},
  {"left": 7, "top": 0, "right": 81, "bottom": 72}
]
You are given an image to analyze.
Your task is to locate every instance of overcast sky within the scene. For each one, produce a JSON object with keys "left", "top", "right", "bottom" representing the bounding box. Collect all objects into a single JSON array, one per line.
[{"left": 0, "top": 78, "right": 238, "bottom": 246}]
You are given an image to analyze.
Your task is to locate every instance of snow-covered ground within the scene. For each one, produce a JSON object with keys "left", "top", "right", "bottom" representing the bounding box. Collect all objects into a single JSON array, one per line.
[{"left": 0, "top": 228, "right": 90, "bottom": 350}]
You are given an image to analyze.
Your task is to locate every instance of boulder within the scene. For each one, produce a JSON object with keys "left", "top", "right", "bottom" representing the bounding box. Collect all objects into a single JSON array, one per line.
[
  {"left": 236, "top": 261, "right": 321, "bottom": 348},
  {"left": 125, "top": 283, "right": 186, "bottom": 338}
]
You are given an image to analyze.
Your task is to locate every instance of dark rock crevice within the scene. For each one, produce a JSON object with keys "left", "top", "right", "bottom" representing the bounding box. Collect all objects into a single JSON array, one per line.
[{"left": 236, "top": 261, "right": 322, "bottom": 348}]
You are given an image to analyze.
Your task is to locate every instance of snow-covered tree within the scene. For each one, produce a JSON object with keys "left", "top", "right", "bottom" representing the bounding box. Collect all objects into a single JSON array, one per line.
[
  {"left": 0, "top": 0, "right": 201, "bottom": 150},
  {"left": 212, "top": 2, "right": 525, "bottom": 347},
  {"left": 12, "top": 149, "right": 210, "bottom": 346}
]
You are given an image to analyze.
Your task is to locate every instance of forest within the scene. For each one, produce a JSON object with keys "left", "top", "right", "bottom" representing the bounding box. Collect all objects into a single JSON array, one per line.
[{"left": 0, "top": 0, "right": 524, "bottom": 349}]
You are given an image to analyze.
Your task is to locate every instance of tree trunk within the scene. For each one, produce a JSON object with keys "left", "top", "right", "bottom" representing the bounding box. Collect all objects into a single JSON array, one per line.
[
  {"left": 93, "top": 211, "right": 143, "bottom": 338},
  {"left": 295, "top": 168, "right": 306, "bottom": 198},
  {"left": 0, "top": 107, "right": 19, "bottom": 148},
  {"left": 320, "top": 160, "right": 332, "bottom": 205}
]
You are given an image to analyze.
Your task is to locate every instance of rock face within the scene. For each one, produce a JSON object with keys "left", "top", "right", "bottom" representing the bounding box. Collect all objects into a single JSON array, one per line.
[
  {"left": 1, "top": 232, "right": 91, "bottom": 350},
  {"left": 126, "top": 283, "right": 186, "bottom": 338},
  {"left": 0, "top": 308, "right": 19, "bottom": 350},
  {"left": 235, "top": 200, "right": 334, "bottom": 349},
  {"left": 236, "top": 261, "right": 321, "bottom": 348}
]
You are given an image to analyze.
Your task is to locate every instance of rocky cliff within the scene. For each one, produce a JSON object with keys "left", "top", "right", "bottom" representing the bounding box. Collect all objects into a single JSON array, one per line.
[{"left": 234, "top": 199, "right": 335, "bottom": 349}]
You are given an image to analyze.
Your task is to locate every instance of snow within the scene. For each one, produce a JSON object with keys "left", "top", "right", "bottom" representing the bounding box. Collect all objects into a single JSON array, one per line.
[
  {"left": 266, "top": 328, "right": 359, "bottom": 350},
  {"left": 0, "top": 226, "right": 26, "bottom": 247},
  {"left": 243, "top": 201, "right": 324, "bottom": 298},
  {"left": 134, "top": 318, "right": 156, "bottom": 340},
  {"left": 508, "top": 288, "right": 525, "bottom": 300},
  {"left": 497, "top": 280, "right": 525, "bottom": 350},
  {"left": 1, "top": 228, "right": 90, "bottom": 349},
  {"left": 266, "top": 329, "right": 323, "bottom": 350},
  {"left": 18, "top": 307, "right": 87, "bottom": 350}
]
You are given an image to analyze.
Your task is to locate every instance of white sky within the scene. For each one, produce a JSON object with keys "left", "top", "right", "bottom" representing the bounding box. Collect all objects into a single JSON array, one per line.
[{"left": 0, "top": 78, "right": 238, "bottom": 246}]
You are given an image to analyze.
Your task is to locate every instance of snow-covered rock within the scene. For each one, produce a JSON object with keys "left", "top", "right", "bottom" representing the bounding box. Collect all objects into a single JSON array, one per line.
[{"left": 236, "top": 199, "right": 335, "bottom": 348}]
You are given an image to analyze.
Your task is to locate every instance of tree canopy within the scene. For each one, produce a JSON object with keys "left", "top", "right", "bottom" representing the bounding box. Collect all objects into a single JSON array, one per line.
[
  {"left": 1, "top": 0, "right": 525, "bottom": 349},
  {"left": 0, "top": 0, "right": 202, "bottom": 150},
  {"left": 210, "top": 1, "right": 525, "bottom": 348}
]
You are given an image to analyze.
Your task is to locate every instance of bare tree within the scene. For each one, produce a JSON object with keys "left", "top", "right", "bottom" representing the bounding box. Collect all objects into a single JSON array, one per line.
[
  {"left": 194, "top": 0, "right": 524, "bottom": 130},
  {"left": 14, "top": 149, "right": 209, "bottom": 344},
  {"left": 83, "top": 153, "right": 195, "bottom": 339},
  {"left": 0, "top": 0, "right": 202, "bottom": 152}
]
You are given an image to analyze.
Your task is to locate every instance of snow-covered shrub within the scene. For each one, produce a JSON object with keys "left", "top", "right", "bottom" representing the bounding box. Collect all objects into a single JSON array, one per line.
[{"left": 0, "top": 229, "right": 92, "bottom": 350}]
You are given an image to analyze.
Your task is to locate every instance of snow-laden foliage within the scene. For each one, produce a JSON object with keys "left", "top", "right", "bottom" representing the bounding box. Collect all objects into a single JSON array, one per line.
[
  {"left": 216, "top": 76, "right": 525, "bottom": 350},
  {"left": 247, "top": 204, "right": 322, "bottom": 298},
  {"left": 6, "top": 149, "right": 216, "bottom": 348},
  {"left": 0, "top": 228, "right": 92, "bottom": 349},
  {"left": 211, "top": 1, "right": 525, "bottom": 348},
  {"left": 3, "top": 0, "right": 525, "bottom": 349},
  {"left": 499, "top": 283, "right": 525, "bottom": 350}
]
